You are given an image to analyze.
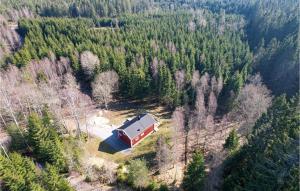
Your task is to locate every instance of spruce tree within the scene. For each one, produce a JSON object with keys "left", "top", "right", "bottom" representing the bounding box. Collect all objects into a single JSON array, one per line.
[
  {"left": 27, "top": 113, "right": 66, "bottom": 170},
  {"left": 41, "top": 164, "right": 74, "bottom": 191},
  {"left": 224, "top": 129, "right": 239, "bottom": 151},
  {"left": 0, "top": 153, "right": 38, "bottom": 191},
  {"left": 182, "top": 151, "right": 206, "bottom": 191}
]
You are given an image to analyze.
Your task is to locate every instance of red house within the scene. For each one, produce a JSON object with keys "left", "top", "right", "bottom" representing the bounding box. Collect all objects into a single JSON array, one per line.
[{"left": 117, "top": 113, "right": 158, "bottom": 147}]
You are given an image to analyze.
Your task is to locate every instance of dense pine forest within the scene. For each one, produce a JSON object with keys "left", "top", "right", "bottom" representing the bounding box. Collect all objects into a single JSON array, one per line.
[
  {"left": 10, "top": 12, "right": 252, "bottom": 108},
  {"left": 0, "top": 0, "right": 298, "bottom": 191}
]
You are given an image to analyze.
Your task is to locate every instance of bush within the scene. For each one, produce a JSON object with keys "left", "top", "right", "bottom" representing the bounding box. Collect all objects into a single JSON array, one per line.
[
  {"left": 127, "top": 159, "right": 150, "bottom": 189},
  {"left": 159, "top": 184, "right": 169, "bottom": 191},
  {"left": 146, "top": 181, "right": 159, "bottom": 191},
  {"left": 116, "top": 164, "right": 127, "bottom": 183}
]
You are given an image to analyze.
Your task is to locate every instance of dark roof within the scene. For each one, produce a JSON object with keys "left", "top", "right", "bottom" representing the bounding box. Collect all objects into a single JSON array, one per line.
[{"left": 118, "top": 113, "right": 157, "bottom": 139}]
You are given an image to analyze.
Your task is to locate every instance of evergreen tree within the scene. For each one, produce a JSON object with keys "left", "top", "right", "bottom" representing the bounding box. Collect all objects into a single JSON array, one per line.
[
  {"left": 223, "top": 129, "right": 239, "bottom": 151},
  {"left": 223, "top": 95, "right": 300, "bottom": 190},
  {"left": 0, "top": 152, "right": 37, "bottom": 191},
  {"left": 182, "top": 151, "right": 206, "bottom": 191},
  {"left": 27, "top": 113, "right": 66, "bottom": 170},
  {"left": 41, "top": 164, "right": 74, "bottom": 191},
  {"left": 0, "top": 153, "right": 73, "bottom": 191}
]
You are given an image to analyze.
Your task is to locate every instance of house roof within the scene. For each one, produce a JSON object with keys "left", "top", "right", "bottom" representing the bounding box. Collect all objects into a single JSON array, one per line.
[{"left": 118, "top": 113, "right": 157, "bottom": 139}]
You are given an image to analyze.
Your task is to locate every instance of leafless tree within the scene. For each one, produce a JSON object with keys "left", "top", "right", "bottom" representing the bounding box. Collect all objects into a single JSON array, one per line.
[
  {"left": 159, "top": 60, "right": 165, "bottom": 67},
  {"left": 166, "top": 41, "right": 176, "bottom": 54},
  {"left": 210, "top": 76, "right": 218, "bottom": 94},
  {"left": 218, "top": 9, "right": 226, "bottom": 34},
  {"left": 188, "top": 20, "right": 196, "bottom": 32},
  {"left": 135, "top": 54, "right": 144, "bottom": 66},
  {"left": 171, "top": 107, "right": 185, "bottom": 180},
  {"left": 193, "top": 88, "right": 207, "bottom": 146},
  {"left": 80, "top": 51, "right": 99, "bottom": 79},
  {"left": 92, "top": 70, "right": 119, "bottom": 109},
  {"left": 191, "top": 70, "right": 200, "bottom": 88},
  {"left": 230, "top": 74, "right": 272, "bottom": 135},
  {"left": 0, "top": 16, "right": 21, "bottom": 53},
  {"left": 208, "top": 91, "right": 217, "bottom": 116},
  {"left": 150, "top": 40, "right": 159, "bottom": 53},
  {"left": 60, "top": 87, "right": 82, "bottom": 138},
  {"left": 195, "top": 88, "right": 206, "bottom": 115},
  {"left": 150, "top": 57, "right": 159, "bottom": 82},
  {"left": 196, "top": 9, "right": 207, "bottom": 27},
  {"left": 175, "top": 70, "right": 185, "bottom": 91},
  {"left": 6, "top": 7, "right": 34, "bottom": 21},
  {"left": 248, "top": 73, "right": 263, "bottom": 85},
  {"left": 155, "top": 135, "right": 172, "bottom": 174},
  {"left": 199, "top": 72, "right": 210, "bottom": 94},
  {"left": 217, "top": 76, "right": 223, "bottom": 95}
]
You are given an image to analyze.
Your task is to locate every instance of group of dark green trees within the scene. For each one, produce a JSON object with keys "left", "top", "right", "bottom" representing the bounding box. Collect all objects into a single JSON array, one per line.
[
  {"left": 0, "top": 108, "right": 74, "bottom": 190},
  {"left": 169, "top": 0, "right": 299, "bottom": 96},
  {"left": 0, "top": 0, "right": 298, "bottom": 190},
  {"left": 223, "top": 95, "right": 299, "bottom": 190},
  {"left": 0, "top": 0, "right": 152, "bottom": 18},
  {"left": 9, "top": 11, "right": 252, "bottom": 109}
]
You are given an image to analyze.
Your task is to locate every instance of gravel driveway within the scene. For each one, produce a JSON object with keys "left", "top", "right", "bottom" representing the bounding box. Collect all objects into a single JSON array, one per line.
[{"left": 81, "top": 112, "right": 131, "bottom": 153}]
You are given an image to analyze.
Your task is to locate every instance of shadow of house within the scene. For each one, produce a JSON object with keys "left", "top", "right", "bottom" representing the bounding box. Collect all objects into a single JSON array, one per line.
[{"left": 98, "top": 130, "right": 130, "bottom": 154}]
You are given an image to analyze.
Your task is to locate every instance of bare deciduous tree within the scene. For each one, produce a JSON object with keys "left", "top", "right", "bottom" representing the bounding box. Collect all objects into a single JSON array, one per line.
[
  {"left": 155, "top": 135, "right": 171, "bottom": 174},
  {"left": 195, "top": 88, "right": 206, "bottom": 115},
  {"left": 171, "top": 107, "right": 185, "bottom": 180},
  {"left": 175, "top": 70, "right": 185, "bottom": 91},
  {"left": 166, "top": 41, "right": 176, "bottom": 54},
  {"left": 80, "top": 51, "right": 99, "bottom": 79},
  {"left": 150, "top": 57, "right": 159, "bottom": 82},
  {"left": 217, "top": 76, "right": 223, "bottom": 95},
  {"left": 199, "top": 72, "right": 210, "bottom": 94},
  {"left": 196, "top": 9, "right": 207, "bottom": 27},
  {"left": 210, "top": 76, "right": 218, "bottom": 94},
  {"left": 191, "top": 70, "right": 200, "bottom": 88},
  {"left": 230, "top": 74, "right": 272, "bottom": 135},
  {"left": 188, "top": 20, "right": 196, "bottom": 32},
  {"left": 193, "top": 88, "right": 207, "bottom": 146},
  {"left": 208, "top": 91, "right": 217, "bottom": 116},
  {"left": 92, "top": 70, "right": 119, "bottom": 109}
]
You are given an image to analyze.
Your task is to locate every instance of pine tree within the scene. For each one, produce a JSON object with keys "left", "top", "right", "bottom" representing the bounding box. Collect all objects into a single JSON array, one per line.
[
  {"left": 223, "top": 95, "right": 300, "bottom": 190},
  {"left": 27, "top": 113, "right": 66, "bottom": 170},
  {"left": 27, "top": 113, "right": 47, "bottom": 154},
  {"left": 182, "top": 151, "right": 206, "bottom": 191},
  {"left": 0, "top": 153, "right": 73, "bottom": 191},
  {"left": 0, "top": 153, "right": 38, "bottom": 191},
  {"left": 41, "top": 164, "right": 74, "bottom": 191},
  {"left": 224, "top": 129, "right": 239, "bottom": 151}
]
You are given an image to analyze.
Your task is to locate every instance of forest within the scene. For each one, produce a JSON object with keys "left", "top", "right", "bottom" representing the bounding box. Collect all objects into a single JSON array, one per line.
[{"left": 0, "top": 0, "right": 298, "bottom": 191}]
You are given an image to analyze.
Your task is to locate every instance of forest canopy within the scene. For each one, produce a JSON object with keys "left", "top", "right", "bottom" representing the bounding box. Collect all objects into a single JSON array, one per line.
[
  {"left": 0, "top": 0, "right": 298, "bottom": 190},
  {"left": 7, "top": 12, "right": 252, "bottom": 109}
]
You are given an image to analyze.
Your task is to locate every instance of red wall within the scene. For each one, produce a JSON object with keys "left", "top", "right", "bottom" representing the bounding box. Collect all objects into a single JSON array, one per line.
[
  {"left": 131, "top": 124, "right": 154, "bottom": 146},
  {"left": 118, "top": 131, "right": 131, "bottom": 147}
]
